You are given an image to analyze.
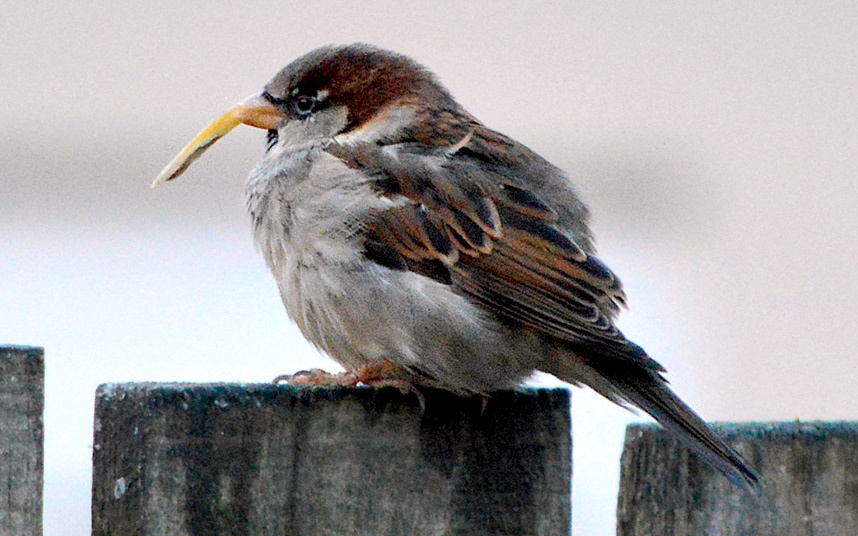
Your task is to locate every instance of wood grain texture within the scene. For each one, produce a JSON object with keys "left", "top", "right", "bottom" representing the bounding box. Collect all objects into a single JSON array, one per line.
[
  {"left": 92, "top": 384, "right": 571, "bottom": 536},
  {"left": 0, "top": 346, "right": 44, "bottom": 536},
  {"left": 618, "top": 421, "right": 858, "bottom": 536}
]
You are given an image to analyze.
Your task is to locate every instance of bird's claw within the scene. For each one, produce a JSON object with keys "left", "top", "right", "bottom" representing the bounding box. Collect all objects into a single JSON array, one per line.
[
  {"left": 273, "top": 360, "right": 426, "bottom": 411},
  {"left": 273, "top": 359, "right": 413, "bottom": 392},
  {"left": 273, "top": 368, "right": 358, "bottom": 387}
]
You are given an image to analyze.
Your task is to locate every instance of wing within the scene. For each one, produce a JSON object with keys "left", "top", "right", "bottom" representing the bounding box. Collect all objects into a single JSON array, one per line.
[{"left": 326, "top": 128, "right": 661, "bottom": 371}]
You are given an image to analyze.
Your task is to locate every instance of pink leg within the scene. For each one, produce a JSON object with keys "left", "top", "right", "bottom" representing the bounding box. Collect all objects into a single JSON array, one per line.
[{"left": 274, "top": 359, "right": 413, "bottom": 390}]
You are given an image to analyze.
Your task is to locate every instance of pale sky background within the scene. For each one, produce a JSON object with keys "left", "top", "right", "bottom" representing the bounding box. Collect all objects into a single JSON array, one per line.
[{"left": 2, "top": 2, "right": 857, "bottom": 534}]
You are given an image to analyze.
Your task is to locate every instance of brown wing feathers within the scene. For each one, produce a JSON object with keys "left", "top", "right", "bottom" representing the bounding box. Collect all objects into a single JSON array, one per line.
[
  {"left": 356, "top": 133, "right": 757, "bottom": 488},
  {"left": 330, "top": 137, "right": 649, "bottom": 365}
]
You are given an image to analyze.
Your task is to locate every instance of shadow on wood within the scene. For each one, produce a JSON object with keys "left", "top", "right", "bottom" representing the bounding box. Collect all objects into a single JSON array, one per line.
[
  {"left": 617, "top": 421, "right": 858, "bottom": 536},
  {"left": 0, "top": 345, "right": 44, "bottom": 536},
  {"left": 92, "top": 384, "right": 571, "bottom": 536}
]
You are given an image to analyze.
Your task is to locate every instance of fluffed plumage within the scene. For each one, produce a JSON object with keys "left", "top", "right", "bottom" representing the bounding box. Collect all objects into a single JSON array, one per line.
[{"left": 155, "top": 44, "right": 758, "bottom": 488}]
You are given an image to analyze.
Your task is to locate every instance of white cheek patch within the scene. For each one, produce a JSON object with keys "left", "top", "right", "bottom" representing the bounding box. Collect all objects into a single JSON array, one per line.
[{"left": 334, "top": 105, "right": 417, "bottom": 145}]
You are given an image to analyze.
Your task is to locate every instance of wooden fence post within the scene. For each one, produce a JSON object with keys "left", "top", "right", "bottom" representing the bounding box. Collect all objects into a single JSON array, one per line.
[
  {"left": 617, "top": 421, "right": 858, "bottom": 536},
  {"left": 0, "top": 346, "right": 44, "bottom": 536},
  {"left": 92, "top": 383, "right": 571, "bottom": 536}
]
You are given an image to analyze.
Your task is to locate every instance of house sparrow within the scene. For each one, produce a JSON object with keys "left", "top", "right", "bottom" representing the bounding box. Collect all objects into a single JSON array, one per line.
[{"left": 154, "top": 44, "right": 757, "bottom": 488}]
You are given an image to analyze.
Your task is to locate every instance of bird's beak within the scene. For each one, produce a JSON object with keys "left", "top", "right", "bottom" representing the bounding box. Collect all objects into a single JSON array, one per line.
[{"left": 152, "top": 93, "right": 285, "bottom": 187}]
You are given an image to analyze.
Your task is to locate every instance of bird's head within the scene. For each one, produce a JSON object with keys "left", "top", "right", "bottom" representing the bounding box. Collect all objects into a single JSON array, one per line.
[{"left": 153, "top": 44, "right": 460, "bottom": 186}]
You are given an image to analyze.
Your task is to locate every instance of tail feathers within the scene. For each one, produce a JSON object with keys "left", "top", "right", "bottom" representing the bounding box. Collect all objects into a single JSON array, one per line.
[
  {"left": 548, "top": 356, "right": 759, "bottom": 489},
  {"left": 609, "top": 368, "right": 758, "bottom": 489}
]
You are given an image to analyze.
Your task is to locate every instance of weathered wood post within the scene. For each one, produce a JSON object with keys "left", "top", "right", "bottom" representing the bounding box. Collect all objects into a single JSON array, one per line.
[
  {"left": 0, "top": 346, "right": 44, "bottom": 536},
  {"left": 92, "top": 383, "right": 571, "bottom": 535},
  {"left": 617, "top": 421, "right": 858, "bottom": 536}
]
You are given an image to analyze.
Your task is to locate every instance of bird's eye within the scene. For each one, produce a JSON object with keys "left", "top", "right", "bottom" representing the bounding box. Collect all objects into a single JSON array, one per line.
[{"left": 293, "top": 96, "right": 316, "bottom": 116}]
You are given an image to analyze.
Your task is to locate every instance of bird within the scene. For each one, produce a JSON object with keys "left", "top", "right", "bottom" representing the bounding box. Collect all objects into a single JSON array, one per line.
[{"left": 153, "top": 43, "right": 758, "bottom": 488}]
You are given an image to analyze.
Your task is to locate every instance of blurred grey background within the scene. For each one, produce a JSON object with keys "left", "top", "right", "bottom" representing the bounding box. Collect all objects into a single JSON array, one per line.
[{"left": 2, "top": 2, "right": 856, "bottom": 534}]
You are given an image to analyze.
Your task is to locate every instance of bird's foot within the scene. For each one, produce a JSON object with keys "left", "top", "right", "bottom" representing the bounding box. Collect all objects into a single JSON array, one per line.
[
  {"left": 273, "top": 359, "right": 417, "bottom": 394},
  {"left": 275, "top": 360, "right": 443, "bottom": 412},
  {"left": 274, "top": 360, "right": 426, "bottom": 411},
  {"left": 350, "top": 359, "right": 427, "bottom": 411},
  {"left": 273, "top": 368, "right": 358, "bottom": 387}
]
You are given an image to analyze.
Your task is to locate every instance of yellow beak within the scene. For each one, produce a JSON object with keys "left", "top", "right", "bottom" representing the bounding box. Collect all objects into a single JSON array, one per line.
[{"left": 152, "top": 93, "right": 285, "bottom": 187}]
